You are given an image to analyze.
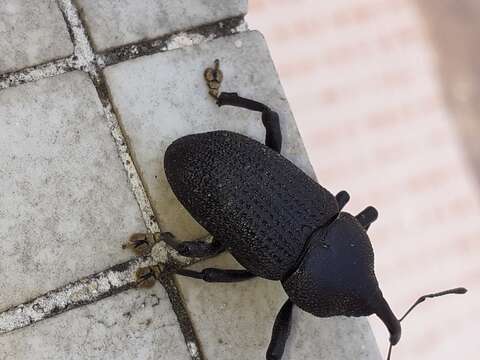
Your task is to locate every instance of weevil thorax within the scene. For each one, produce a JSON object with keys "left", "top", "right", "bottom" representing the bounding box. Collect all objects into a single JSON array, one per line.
[{"left": 281, "top": 211, "right": 401, "bottom": 344}]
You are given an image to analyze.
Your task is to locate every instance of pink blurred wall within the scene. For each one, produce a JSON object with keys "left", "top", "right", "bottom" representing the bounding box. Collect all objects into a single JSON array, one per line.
[{"left": 247, "top": 0, "right": 480, "bottom": 358}]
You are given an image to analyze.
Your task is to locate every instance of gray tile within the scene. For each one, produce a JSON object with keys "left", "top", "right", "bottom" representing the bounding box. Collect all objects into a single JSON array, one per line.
[
  {"left": 286, "top": 312, "right": 381, "bottom": 359},
  {"left": 0, "top": 71, "right": 145, "bottom": 310},
  {"left": 104, "top": 31, "right": 380, "bottom": 359},
  {"left": 0, "top": 284, "right": 190, "bottom": 360},
  {"left": 76, "top": 0, "right": 247, "bottom": 51},
  {"left": 0, "top": 0, "right": 73, "bottom": 73}
]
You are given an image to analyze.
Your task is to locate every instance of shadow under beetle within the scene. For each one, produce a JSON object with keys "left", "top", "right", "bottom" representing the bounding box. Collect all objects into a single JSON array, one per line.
[{"left": 129, "top": 60, "right": 467, "bottom": 360}]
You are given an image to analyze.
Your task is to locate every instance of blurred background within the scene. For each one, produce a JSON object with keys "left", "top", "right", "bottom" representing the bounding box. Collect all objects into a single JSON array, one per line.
[{"left": 248, "top": 0, "right": 480, "bottom": 359}]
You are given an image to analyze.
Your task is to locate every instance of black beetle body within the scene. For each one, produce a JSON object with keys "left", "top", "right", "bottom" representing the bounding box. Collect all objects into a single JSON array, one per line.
[
  {"left": 128, "top": 83, "right": 466, "bottom": 360},
  {"left": 165, "top": 130, "right": 339, "bottom": 280},
  {"left": 163, "top": 92, "right": 400, "bottom": 359}
]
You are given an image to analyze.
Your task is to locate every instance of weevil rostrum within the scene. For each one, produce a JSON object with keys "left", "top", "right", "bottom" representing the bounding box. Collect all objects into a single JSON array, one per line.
[{"left": 126, "top": 60, "right": 467, "bottom": 360}]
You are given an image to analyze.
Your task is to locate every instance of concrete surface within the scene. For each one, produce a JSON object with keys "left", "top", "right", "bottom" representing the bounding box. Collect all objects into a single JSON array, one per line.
[
  {"left": 76, "top": 0, "right": 248, "bottom": 51},
  {"left": 0, "top": 284, "right": 190, "bottom": 360},
  {"left": 104, "top": 31, "right": 380, "bottom": 359},
  {"left": 0, "top": 0, "right": 73, "bottom": 73},
  {"left": 0, "top": 71, "right": 145, "bottom": 310},
  {"left": 0, "top": 1, "right": 382, "bottom": 359}
]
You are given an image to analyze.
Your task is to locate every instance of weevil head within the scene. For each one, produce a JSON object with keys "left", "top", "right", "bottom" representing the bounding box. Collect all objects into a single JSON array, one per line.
[{"left": 281, "top": 210, "right": 401, "bottom": 345}]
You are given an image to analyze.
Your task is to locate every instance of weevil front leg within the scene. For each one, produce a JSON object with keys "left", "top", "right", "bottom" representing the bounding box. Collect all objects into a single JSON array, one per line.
[
  {"left": 204, "top": 60, "right": 282, "bottom": 153},
  {"left": 217, "top": 92, "right": 282, "bottom": 153},
  {"left": 176, "top": 268, "right": 256, "bottom": 282},
  {"left": 267, "top": 299, "right": 294, "bottom": 360}
]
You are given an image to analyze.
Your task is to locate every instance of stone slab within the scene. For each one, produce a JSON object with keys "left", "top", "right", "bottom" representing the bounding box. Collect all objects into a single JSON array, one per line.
[
  {"left": 0, "top": 284, "right": 190, "bottom": 360},
  {"left": 0, "top": 71, "right": 145, "bottom": 310},
  {"left": 104, "top": 31, "right": 380, "bottom": 359},
  {"left": 76, "top": 0, "right": 248, "bottom": 51},
  {"left": 0, "top": 0, "right": 73, "bottom": 73}
]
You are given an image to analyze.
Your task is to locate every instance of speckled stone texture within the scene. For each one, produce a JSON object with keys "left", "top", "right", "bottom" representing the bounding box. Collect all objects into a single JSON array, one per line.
[
  {"left": 0, "top": 0, "right": 73, "bottom": 73},
  {"left": 0, "top": 284, "right": 191, "bottom": 360},
  {"left": 0, "top": 71, "right": 145, "bottom": 310},
  {"left": 76, "top": 0, "right": 248, "bottom": 51},
  {"left": 104, "top": 31, "right": 381, "bottom": 359}
]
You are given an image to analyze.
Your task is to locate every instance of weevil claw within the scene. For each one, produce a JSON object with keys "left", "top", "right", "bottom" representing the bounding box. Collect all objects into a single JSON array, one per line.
[
  {"left": 135, "top": 265, "right": 162, "bottom": 288},
  {"left": 124, "top": 233, "right": 158, "bottom": 256},
  {"left": 135, "top": 267, "right": 156, "bottom": 288},
  {"left": 204, "top": 59, "right": 223, "bottom": 99}
]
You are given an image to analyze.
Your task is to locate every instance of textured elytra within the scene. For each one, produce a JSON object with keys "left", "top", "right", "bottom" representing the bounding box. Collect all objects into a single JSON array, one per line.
[{"left": 164, "top": 130, "right": 339, "bottom": 280}]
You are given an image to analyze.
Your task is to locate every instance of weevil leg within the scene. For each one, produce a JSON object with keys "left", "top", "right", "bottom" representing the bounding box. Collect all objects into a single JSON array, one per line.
[
  {"left": 335, "top": 190, "right": 350, "bottom": 211},
  {"left": 174, "top": 239, "right": 225, "bottom": 258},
  {"left": 217, "top": 92, "right": 282, "bottom": 153},
  {"left": 356, "top": 206, "right": 378, "bottom": 230},
  {"left": 267, "top": 299, "right": 294, "bottom": 360},
  {"left": 166, "top": 234, "right": 226, "bottom": 258},
  {"left": 176, "top": 268, "right": 255, "bottom": 282}
]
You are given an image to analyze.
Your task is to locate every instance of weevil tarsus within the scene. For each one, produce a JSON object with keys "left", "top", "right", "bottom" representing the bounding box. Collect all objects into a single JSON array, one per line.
[{"left": 204, "top": 59, "right": 224, "bottom": 98}]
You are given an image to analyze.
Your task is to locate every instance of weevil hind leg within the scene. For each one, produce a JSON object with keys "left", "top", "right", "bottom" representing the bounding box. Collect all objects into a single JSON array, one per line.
[
  {"left": 176, "top": 268, "right": 256, "bottom": 282},
  {"left": 216, "top": 92, "right": 282, "bottom": 153},
  {"left": 267, "top": 299, "right": 294, "bottom": 360}
]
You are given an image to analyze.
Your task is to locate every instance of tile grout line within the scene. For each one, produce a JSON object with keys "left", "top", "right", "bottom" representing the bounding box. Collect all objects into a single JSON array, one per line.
[
  {"left": 56, "top": 1, "right": 206, "bottom": 359},
  {"left": 0, "top": 257, "right": 151, "bottom": 334},
  {"left": 0, "top": 16, "right": 246, "bottom": 91},
  {"left": 91, "top": 67, "right": 205, "bottom": 360},
  {"left": 97, "top": 16, "right": 247, "bottom": 68},
  {"left": 0, "top": 239, "right": 203, "bottom": 335},
  {"left": 0, "top": 57, "right": 75, "bottom": 90}
]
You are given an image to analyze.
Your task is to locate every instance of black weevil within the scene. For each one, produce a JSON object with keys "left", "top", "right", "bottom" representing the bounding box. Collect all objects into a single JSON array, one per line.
[{"left": 129, "top": 60, "right": 467, "bottom": 360}]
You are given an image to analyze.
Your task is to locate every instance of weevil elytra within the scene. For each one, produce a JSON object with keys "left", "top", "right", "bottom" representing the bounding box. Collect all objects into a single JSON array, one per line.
[{"left": 127, "top": 60, "right": 467, "bottom": 360}]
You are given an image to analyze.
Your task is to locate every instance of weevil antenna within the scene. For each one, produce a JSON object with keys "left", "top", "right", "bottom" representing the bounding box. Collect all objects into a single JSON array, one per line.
[{"left": 386, "top": 287, "right": 467, "bottom": 360}]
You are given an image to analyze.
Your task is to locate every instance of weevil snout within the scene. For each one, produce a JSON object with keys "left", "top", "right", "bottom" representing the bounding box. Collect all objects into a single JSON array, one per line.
[{"left": 371, "top": 294, "right": 402, "bottom": 345}]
